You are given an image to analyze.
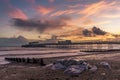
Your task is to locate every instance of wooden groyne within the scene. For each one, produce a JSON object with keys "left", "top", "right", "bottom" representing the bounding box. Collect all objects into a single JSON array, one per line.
[{"left": 5, "top": 57, "right": 46, "bottom": 66}]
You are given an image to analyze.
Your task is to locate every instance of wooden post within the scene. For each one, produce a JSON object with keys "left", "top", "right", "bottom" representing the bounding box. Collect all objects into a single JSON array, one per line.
[
  {"left": 21, "top": 58, "right": 25, "bottom": 62},
  {"left": 32, "top": 58, "right": 37, "bottom": 64},
  {"left": 26, "top": 57, "right": 30, "bottom": 63},
  {"left": 16, "top": 58, "right": 18, "bottom": 62},
  {"left": 40, "top": 58, "right": 45, "bottom": 66}
]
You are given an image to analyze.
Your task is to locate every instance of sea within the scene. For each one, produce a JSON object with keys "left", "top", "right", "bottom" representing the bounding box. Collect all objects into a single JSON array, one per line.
[{"left": 0, "top": 44, "right": 120, "bottom": 65}]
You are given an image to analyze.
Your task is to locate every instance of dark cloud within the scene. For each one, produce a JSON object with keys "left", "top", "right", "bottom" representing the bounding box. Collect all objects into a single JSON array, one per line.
[
  {"left": 58, "top": 26, "right": 107, "bottom": 38},
  {"left": 82, "top": 29, "right": 92, "bottom": 37},
  {"left": 82, "top": 27, "right": 106, "bottom": 37},
  {"left": 92, "top": 26, "right": 106, "bottom": 35},
  {"left": 11, "top": 16, "right": 70, "bottom": 33}
]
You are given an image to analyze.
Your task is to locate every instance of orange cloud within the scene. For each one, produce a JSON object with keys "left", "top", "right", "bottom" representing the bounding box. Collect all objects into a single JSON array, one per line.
[
  {"left": 50, "top": 1, "right": 117, "bottom": 27},
  {"left": 102, "top": 14, "right": 120, "bottom": 18},
  {"left": 67, "top": 1, "right": 117, "bottom": 27},
  {"left": 82, "top": 20, "right": 111, "bottom": 27},
  {"left": 8, "top": 8, "right": 28, "bottom": 19},
  {"left": 36, "top": 6, "right": 54, "bottom": 15},
  {"left": 79, "top": 1, "right": 116, "bottom": 18},
  {"left": 48, "top": 0, "right": 118, "bottom": 19},
  {"left": 82, "top": 19, "right": 94, "bottom": 25}
]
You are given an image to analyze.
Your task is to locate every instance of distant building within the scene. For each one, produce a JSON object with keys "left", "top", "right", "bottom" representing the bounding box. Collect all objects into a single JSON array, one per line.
[
  {"left": 44, "top": 35, "right": 59, "bottom": 43},
  {"left": 58, "top": 40, "right": 72, "bottom": 44},
  {"left": 29, "top": 42, "right": 39, "bottom": 45}
]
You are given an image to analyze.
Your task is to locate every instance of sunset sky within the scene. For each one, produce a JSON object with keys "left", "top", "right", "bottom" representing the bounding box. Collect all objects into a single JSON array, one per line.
[{"left": 0, "top": 0, "right": 120, "bottom": 40}]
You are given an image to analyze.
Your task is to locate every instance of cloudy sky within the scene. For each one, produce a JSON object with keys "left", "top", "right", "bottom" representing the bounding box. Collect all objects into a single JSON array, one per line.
[{"left": 0, "top": 0, "right": 120, "bottom": 40}]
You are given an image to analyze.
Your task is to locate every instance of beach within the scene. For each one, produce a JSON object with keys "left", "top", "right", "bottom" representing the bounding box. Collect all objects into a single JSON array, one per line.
[{"left": 0, "top": 47, "right": 120, "bottom": 80}]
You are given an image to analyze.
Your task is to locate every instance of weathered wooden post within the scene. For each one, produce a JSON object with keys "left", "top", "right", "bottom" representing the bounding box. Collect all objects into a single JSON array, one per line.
[
  {"left": 18, "top": 58, "right": 22, "bottom": 62},
  {"left": 21, "top": 58, "right": 25, "bottom": 62},
  {"left": 40, "top": 58, "right": 45, "bottom": 66},
  {"left": 26, "top": 57, "right": 30, "bottom": 63},
  {"left": 32, "top": 58, "right": 37, "bottom": 64},
  {"left": 16, "top": 58, "right": 19, "bottom": 62}
]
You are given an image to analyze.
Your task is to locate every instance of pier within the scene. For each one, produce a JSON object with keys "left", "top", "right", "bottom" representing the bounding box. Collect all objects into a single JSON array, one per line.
[{"left": 22, "top": 40, "right": 120, "bottom": 50}]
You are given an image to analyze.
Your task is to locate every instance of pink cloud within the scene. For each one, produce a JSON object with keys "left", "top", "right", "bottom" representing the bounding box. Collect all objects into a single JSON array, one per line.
[
  {"left": 35, "top": 5, "right": 54, "bottom": 15},
  {"left": 8, "top": 8, "right": 28, "bottom": 20}
]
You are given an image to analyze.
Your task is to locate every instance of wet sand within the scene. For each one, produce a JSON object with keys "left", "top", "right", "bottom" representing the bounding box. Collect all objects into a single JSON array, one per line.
[{"left": 0, "top": 51, "right": 120, "bottom": 80}]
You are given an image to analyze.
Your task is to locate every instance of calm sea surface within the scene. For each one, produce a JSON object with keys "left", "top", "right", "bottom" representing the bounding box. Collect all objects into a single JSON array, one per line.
[
  {"left": 0, "top": 47, "right": 80, "bottom": 65},
  {"left": 0, "top": 44, "right": 120, "bottom": 65}
]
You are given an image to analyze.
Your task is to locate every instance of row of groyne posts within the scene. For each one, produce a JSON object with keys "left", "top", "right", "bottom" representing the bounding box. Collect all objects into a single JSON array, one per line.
[{"left": 5, "top": 57, "right": 46, "bottom": 66}]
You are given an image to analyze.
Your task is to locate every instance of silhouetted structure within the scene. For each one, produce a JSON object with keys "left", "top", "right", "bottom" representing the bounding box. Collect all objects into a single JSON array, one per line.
[{"left": 22, "top": 40, "right": 120, "bottom": 50}]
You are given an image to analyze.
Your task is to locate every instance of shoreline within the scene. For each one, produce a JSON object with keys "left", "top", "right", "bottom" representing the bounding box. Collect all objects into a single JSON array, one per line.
[
  {"left": 1, "top": 51, "right": 120, "bottom": 65},
  {"left": 0, "top": 51, "right": 120, "bottom": 80}
]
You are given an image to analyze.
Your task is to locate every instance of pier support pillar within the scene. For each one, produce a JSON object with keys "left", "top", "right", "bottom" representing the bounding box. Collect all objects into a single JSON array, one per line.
[
  {"left": 108, "top": 44, "right": 113, "bottom": 49},
  {"left": 97, "top": 44, "right": 102, "bottom": 49}
]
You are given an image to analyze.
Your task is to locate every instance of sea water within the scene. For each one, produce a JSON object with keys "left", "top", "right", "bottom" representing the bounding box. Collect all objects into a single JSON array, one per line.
[
  {"left": 0, "top": 44, "right": 120, "bottom": 65},
  {"left": 0, "top": 47, "right": 80, "bottom": 65}
]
